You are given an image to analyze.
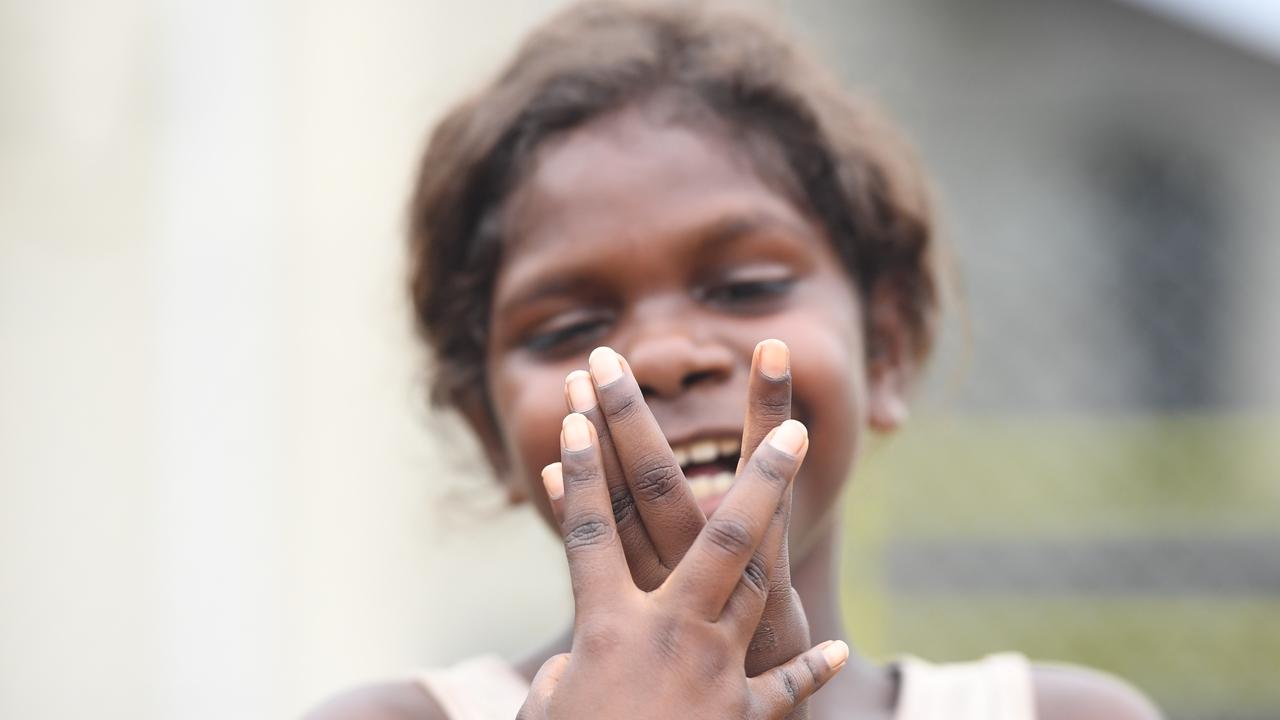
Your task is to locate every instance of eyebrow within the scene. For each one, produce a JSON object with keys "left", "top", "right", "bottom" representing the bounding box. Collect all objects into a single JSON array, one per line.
[{"left": 495, "top": 274, "right": 587, "bottom": 318}]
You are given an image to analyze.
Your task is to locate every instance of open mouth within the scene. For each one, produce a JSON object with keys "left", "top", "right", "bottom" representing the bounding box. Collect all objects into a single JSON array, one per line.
[{"left": 671, "top": 435, "right": 741, "bottom": 501}]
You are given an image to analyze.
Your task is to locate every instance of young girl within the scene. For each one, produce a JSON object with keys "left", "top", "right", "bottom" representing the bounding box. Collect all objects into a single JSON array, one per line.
[{"left": 311, "top": 1, "right": 1161, "bottom": 718}]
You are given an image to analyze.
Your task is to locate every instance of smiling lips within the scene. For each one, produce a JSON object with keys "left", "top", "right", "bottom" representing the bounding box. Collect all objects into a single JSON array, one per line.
[{"left": 671, "top": 435, "right": 742, "bottom": 501}]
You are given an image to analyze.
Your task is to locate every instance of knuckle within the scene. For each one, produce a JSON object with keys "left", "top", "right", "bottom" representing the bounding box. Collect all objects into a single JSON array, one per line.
[
  {"left": 751, "top": 451, "right": 794, "bottom": 489},
  {"left": 742, "top": 552, "right": 769, "bottom": 595},
  {"left": 562, "top": 455, "right": 604, "bottom": 488},
  {"left": 753, "top": 391, "right": 791, "bottom": 422},
  {"left": 632, "top": 457, "right": 682, "bottom": 502},
  {"left": 564, "top": 513, "right": 615, "bottom": 550},
  {"left": 603, "top": 390, "right": 642, "bottom": 424},
  {"left": 704, "top": 514, "right": 754, "bottom": 557},
  {"left": 608, "top": 483, "right": 638, "bottom": 526},
  {"left": 576, "top": 619, "right": 621, "bottom": 657},
  {"left": 779, "top": 666, "right": 802, "bottom": 704}
]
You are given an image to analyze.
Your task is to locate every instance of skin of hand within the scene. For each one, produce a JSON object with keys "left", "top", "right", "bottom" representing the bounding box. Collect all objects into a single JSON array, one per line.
[
  {"left": 549, "top": 342, "right": 815, "bottom": 697},
  {"left": 518, "top": 393, "right": 848, "bottom": 719}
]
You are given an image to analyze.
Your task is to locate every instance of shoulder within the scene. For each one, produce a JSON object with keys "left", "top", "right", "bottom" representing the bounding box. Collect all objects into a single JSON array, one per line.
[
  {"left": 303, "top": 679, "right": 447, "bottom": 720},
  {"left": 1030, "top": 662, "right": 1163, "bottom": 720}
]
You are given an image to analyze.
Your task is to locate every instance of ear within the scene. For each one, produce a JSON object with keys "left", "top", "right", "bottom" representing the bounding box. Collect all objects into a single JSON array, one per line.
[
  {"left": 865, "top": 282, "right": 916, "bottom": 434},
  {"left": 458, "top": 390, "right": 529, "bottom": 505}
]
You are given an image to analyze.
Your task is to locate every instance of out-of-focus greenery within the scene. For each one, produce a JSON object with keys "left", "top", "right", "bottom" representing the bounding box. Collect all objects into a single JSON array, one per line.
[{"left": 841, "top": 415, "right": 1280, "bottom": 719}]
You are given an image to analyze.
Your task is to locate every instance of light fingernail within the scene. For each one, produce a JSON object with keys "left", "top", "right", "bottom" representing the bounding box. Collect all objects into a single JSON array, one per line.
[
  {"left": 768, "top": 419, "right": 807, "bottom": 454},
  {"left": 562, "top": 413, "right": 592, "bottom": 451},
  {"left": 758, "top": 339, "right": 789, "bottom": 379},
  {"left": 541, "top": 463, "right": 564, "bottom": 500},
  {"left": 821, "top": 640, "right": 849, "bottom": 670},
  {"left": 588, "top": 346, "right": 623, "bottom": 385},
  {"left": 565, "top": 370, "right": 597, "bottom": 412}
]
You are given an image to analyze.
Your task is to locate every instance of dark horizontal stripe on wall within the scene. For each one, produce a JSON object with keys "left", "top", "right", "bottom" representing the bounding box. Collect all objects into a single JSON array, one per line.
[{"left": 885, "top": 533, "right": 1280, "bottom": 596}]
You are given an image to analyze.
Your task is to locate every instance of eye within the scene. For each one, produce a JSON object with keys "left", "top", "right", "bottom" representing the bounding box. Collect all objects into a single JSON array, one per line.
[
  {"left": 702, "top": 278, "right": 795, "bottom": 307},
  {"left": 524, "top": 315, "right": 611, "bottom": 355}
]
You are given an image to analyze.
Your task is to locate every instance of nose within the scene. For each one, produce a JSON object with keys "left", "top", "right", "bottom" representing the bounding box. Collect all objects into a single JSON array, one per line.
[{"left": 621, "top": 323, "right": 735, "bottom": 400}]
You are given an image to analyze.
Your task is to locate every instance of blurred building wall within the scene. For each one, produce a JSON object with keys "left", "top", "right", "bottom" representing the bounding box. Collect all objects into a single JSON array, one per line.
[
  {"left": 1, "top": 2, "right": 573, "bottom": 718},
  {"left": 789, "top": 0, "right": 1280, "bottom": 413}
]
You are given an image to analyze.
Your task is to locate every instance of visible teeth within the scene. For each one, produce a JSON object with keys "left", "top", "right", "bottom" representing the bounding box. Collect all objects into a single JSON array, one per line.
[
  {"left": 689, "top": 439, "right": 718, "bottom": 464},
  {"left": 690, "top": 481, "right": 715, "bottom": 500},
  {"left": 688, "top": 471, "right": 736, "bottom": 501},
  {"left": 671, "top": 435, "right": 743, "bottom": 469},
  {"left": 673, "top": 447, "right": 690, "bottom": 468}
]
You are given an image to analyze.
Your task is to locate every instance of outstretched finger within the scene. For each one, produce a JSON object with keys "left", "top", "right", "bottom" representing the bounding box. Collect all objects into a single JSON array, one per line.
[
  {"left": 565, "top": 370, "right": 667, "bottom": 589},
  {"left": 668, "top": 420, "right": 808, "bottom": 619},
  {"left": 738, "top": 339, "right": 791, "bottom": 473},
  {"left": 557, "top": 413, "right": 630, "bottom": 612},
  {"left": 749, "top": 641, "right": 848, "bottom": 719},
  {"left": 736, "top": 340, "right": 809, "bottom": 676},
  {"left": 588, "top": 347, "right": 705, "bottom": 568}
]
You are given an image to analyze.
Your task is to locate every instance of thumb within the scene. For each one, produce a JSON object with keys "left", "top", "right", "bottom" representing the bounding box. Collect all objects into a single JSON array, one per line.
[{"left": 750, "top": 641, "right": 847, "bottom": 719}]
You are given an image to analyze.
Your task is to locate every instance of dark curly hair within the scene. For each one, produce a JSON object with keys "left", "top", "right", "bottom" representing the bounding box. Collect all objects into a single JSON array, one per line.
[{"left": 409, "top": 0, "right": 943, "bottom": 427}]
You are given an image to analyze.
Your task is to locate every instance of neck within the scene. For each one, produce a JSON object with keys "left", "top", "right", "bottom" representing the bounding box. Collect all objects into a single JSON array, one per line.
[{"left": 793, "top": 520, "right": 897, "bottom": 718}]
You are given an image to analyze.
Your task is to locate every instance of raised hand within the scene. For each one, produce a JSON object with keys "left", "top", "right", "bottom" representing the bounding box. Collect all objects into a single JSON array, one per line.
[
  {"left": 518, "top": 408, "right": 847, "bottom": 719},
  {"left": 549, "top": 342, "right": 815, "bottom": 682}
]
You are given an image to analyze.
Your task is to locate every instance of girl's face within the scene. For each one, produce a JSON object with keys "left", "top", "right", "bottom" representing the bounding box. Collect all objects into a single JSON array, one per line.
[{"left": 481, "top": 107, "right": 904, "bottom": 558}]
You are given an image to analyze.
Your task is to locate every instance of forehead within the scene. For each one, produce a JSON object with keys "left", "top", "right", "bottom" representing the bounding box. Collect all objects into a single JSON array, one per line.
[{"left": 500, "top": 107, "right": 814, "bottom": 267}]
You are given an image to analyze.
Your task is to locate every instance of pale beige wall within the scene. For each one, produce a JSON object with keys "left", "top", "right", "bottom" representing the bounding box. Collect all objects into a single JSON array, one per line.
[{"left": 1, "top": 2, "right": 575, "bottom": 718}]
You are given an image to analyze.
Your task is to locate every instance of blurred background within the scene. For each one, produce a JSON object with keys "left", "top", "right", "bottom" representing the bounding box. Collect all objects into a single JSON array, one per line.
[{"left": 2, "top": 0, "right": 1276, "bottom": 718}]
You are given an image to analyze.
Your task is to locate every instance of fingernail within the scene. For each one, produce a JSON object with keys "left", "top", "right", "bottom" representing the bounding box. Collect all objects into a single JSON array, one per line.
[
  {"left": 768, "top": 419, "right": 807, "bottom": 454},
  {"left": 562, "top": 413, "right": 592, "bottom": 451},
  {"left": 821, "top": 640, "right": 849, "bottom": 670},
  {"left": 757, "top": 339, "right": 788, "bottom": 379},
  {"left": 588, "top": 346, "right": 623, "bottom": 386},
  {"left": 565, "top": 370, "right": 597, "bottom": 412},
  {"left": 541, "top": 463, "right": 564, "bottom": 500}
]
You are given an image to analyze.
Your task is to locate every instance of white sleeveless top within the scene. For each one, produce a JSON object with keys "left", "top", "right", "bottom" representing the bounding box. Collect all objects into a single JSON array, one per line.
[{"left": 417, "top": 652, "right": 1035, "bottom": 719}]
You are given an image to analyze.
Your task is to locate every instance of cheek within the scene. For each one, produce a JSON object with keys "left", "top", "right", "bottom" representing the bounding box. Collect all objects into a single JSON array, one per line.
[
  {"left": 788, "top": 315, "right": 867, "bottom": 476},
  {"left": 489, "top": 359, "right": 573, "bottom": 500},
  {"left": 768, "top": 278, "right": 868, "bottom": 537},
  {"left": 778, "top": 278, "right": 867, "bottom": 445}
]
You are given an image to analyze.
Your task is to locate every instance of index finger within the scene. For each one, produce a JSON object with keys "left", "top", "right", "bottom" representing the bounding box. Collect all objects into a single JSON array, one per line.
[{"left": 587, "top": 347, "right": 706, "bottom": 568}]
